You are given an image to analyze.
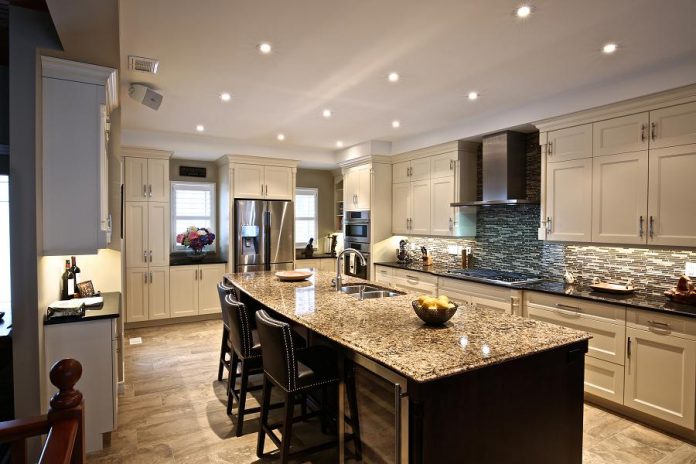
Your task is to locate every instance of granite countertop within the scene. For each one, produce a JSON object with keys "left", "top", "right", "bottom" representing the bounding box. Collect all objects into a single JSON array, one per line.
[
  {"left": 296, "top": 253, "right": 337, "bottom": 260},
  {"left": 169, "top": 255, "right": 228, "bottom": 266},
  {"left": 225, "top": 270, "right": 589, "bottom": 383},
  {"left": 375, "top": 261, "right": 696, "bottom": 319},
  {"left": 44, "top": 292, "right": 121, "bottom": 325}
]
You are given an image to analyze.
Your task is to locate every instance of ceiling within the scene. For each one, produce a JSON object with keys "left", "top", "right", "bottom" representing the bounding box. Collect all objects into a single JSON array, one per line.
[{"left": 119, "top": 0, "right": 696, "bottom": 165}]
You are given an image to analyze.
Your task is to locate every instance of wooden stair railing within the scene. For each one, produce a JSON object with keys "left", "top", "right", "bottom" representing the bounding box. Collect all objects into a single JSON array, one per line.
[{"left": 0, "top": 359, "right": 85, "bottom": 464}]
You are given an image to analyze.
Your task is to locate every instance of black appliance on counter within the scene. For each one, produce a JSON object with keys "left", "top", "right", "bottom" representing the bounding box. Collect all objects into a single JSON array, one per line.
[{"left": 344, "top": 210, "right": 370, "bottom": 279}]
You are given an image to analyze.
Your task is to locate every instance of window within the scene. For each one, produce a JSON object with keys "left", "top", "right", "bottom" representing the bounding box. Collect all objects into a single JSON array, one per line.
[
  {"left": 171, "top": 182, "right": 216, "bottom": 251},
  {"left": 295, "top": 187, "right": 318, "bottom": 248}
]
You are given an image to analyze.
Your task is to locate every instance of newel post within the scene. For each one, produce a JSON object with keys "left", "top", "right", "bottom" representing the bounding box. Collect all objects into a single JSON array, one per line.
[{"left": 48, "top": 359, "right": 85, "bottom": 464}]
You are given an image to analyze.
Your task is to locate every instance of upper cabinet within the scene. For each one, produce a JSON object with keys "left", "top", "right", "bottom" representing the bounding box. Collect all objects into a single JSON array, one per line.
[
  {"left": 41, "top": 57, "right": 117, "bottom": 255},
  {"left": 546, "top": 124, "right": 592, "bottom": 163},
  {"left": 649, "top": 101, "right": 696, "bottom": 149},
  {"left": 593, "top": 113, "right": 649, "bottom": 156},
  {"left": 545, "top": 158, "right": 592, "bottom": 242},
  {"left": 124, "top": 156, "right": 170, "bottom": 202},
  {"left": 344, "top": 164, "right": 371, "bottom": 211},
  {"left": 225, "top": 159, "right": 296, "bottom": 201}
]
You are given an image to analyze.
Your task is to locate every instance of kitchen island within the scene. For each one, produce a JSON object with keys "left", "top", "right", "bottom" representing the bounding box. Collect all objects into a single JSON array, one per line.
[{"left": 225, "top": 270, "right": 590, "bottom": 463}]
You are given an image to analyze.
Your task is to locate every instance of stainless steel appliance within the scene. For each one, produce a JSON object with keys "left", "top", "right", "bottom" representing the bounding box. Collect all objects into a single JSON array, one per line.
[
  {"left": 344, "top": 211, "right": 370, "bottom": 279},
  {"left": 446, "top": 268, "right": 542, "bottom": 286},
  {"left": 234, "top": 199, "right": 294, "bottom": 272}
]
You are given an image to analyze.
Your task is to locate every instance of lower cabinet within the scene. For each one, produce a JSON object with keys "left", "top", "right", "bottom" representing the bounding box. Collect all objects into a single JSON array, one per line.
[
  {"left": 295, "top": 258, "right": 336, "bottom": 272},
  {"left": 390, "top": 268, "right": 437, "bottom": 294},
  {"left": 439, "top": 276, "right": 519, "bottom": 315},
  {"left": 169, "top": 263, "right": 227, "bottom": 317},
  {"left": 126, "top": 267, "right": 170, "bottom": 323}
]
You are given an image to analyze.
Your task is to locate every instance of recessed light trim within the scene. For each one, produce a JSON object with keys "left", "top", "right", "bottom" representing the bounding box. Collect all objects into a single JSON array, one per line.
[
  {"left": 277, "top": 133, "right": 285, "bottom": 141},
  {"left": 322, "top": 109, "right": 332, "bottom": 118},
  {"left": 468, "top": 91, "right": 479, "bottom": 101},
  {"left": 258, "top": 42, "right": 272, "bottom": 54},
  {"left": 392, "top": 120, "right": 400, "bottom": 128},
  {"left": 602, "top": 42, "right": 618, "bottom": 54},
  {"left": 516, "top": 4, "right": 532, "bottom": 18},
  {"left": 336, "top": 141, "right": 344, "bottom": 148},
  {"left": 195, "top": 124, "right": 205, "bottom": 132},
  {"left": 388, "top": 72, "right": 400, "bottom": 83},
  {"left": 220, "top": 92, "right": 231, "bottom": 102}
]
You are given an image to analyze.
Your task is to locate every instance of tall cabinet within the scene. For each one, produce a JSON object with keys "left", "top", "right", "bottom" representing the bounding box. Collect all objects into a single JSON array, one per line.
[{"left": 123, "top": 148, "right": 172, "bottom": 323}]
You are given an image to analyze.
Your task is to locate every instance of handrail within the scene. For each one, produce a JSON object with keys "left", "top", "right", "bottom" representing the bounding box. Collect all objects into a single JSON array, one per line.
[{"left": 0, "top": 358, "right": 85, "bottom": 464}]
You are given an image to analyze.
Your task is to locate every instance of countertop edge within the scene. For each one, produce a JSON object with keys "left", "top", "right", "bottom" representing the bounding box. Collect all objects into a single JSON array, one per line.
[{"left": 44, "top": 292, "right": 121, "bottom": 326}]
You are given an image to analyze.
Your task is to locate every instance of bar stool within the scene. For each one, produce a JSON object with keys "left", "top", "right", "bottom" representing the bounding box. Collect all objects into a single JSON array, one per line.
[
  {"left": 255, "top": 309, "right": 362, "bottom": 463},
  {"left": 216, "top": 281, "right": 237, "bottom": 382}
]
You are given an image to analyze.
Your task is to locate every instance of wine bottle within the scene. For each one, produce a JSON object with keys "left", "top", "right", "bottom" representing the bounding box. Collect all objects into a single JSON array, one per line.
[
  {"left": 70, "top": 256, "right": 81, "bottom": 284},
  {"left": 61, "top": 259, "right": 75, "bottom": 300}
]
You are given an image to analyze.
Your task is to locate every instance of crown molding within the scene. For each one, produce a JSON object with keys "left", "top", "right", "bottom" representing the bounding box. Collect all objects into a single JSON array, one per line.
[
  {"left": 338, "top": 154, "right": 392, "bottom": 169},
  {"left": 121, "top": 146, "right": 173, "bottom": 160},
  {"left": 41, "top": 56, "right": 119, "bottom": 112},
  {"left": 217, "top": 154, "right": 300, "bottom": 168}
]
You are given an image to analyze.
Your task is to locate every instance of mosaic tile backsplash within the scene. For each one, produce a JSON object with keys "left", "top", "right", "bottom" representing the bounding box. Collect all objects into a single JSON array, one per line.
[{"left": 398, "top": 133, "right": 696, "bottom": 296}]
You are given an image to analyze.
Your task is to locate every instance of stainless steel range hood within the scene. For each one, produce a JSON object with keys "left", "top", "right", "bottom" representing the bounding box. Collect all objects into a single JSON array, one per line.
[{"left": 451, "top": 131, "right": 537, "bottom": 207}]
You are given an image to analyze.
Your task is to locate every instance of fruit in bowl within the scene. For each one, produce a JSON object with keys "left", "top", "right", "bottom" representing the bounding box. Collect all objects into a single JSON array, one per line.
[{"left": 413, "top": 295, "right": 458, "bottom": 325}]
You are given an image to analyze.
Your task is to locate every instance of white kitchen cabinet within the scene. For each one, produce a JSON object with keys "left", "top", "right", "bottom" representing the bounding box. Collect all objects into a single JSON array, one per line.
[
  {"left": 439, "top": 277, "right": 520, "bottom": 315},
  {"left": 295, "top": 258, "right": 336, "bottom": 272},
  {"left": 319, "top": 258, "right": 337, "bottom": 272},
  {"left": 124, "top": 157, "right": 170, "bottom": 202},
  {"left": 430, "top": 176, "right": 456, "bottom": 236},
  {"left": 584, "top": 356, "right": 625, "bottom": 404},
  {"left": 391, "top": 181, "right": 430, "bottom": 235},
  {"left": 545, "top": 158, "right": 592, "bottom": 242},
  {"left": 593, "top": 113, "right": 649, "bottom": 156},
  {"left": 649, "top": 101, "right": 696, "bottom": 149},
  {"left": 547, "top": 124, "right": 592, "bottom": 163},
  {"left": 264, "top": 166, "right": 294, "bottom": 200},
  {"left": 592, "top": 151, "right": 649, "bottom": 244},
  {"left": 148, "top": 267, "right": 170, "bottom": 320},
  {"left": 374, "top": 265, "right": 394, "bottom": 287},
  {"left": 198, "top": 264, "right": 227, "bottom": 314},
  {"left": 393, "top": 158, "right": 430, "bottom": 183},
  {"left": 232, "top": 164, "right": 294, "bottom": 200},
  {"left": 356, "top": 165, "right": 372, "bottom": 209},
  {"left": 126, "top": 268, "right": 148, "bottom": 323},
  {"left": 233, "top": 164, "right": 265, "bottom": 199},
  {"left": 390, "top": 268, "right": 438, "bottom": 294},
  {"left": 430, "top": 152, "right": 458, "bottom": 179},
  {"left": 148, "top": 203, "right": 170, "bottom": 267},
  {"left": 169, "top": 263, "right": 226, "bottom": 317},
  {"left": 125, "top": 202, "right": 169, "bottom": 268},
  {"left": 392, "top": 183, "right": 410, "bottom": 234},
  {"left": 345, "top": 164, "right": 371, "bottom": 211},
  {"left": 392, "top": 161, "right": 411, "bottom": 183},
  {"left": 625, "top": 326, "right": 696, "bottom": 429},
  {"left": 647, "top": 144, "right": 696, "bottom": 247}
]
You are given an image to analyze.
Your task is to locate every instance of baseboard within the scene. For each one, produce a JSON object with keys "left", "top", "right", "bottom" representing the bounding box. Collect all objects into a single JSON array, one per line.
[{"left": 124, "top": 313, "right": 221, "bottom": 330}]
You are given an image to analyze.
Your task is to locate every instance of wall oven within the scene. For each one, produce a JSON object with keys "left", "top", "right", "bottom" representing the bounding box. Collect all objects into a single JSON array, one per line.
[
  {"left": 343, "top": 240, "right": 370, "bottom": 279},
  {"left": 344, "top": 211, "right": 370, "bottom": 243}
]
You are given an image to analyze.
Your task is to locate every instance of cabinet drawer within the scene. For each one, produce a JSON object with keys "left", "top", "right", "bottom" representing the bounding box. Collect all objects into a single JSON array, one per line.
[
  {"left": 527, "top": 304, "right": 625, "bottom": 365},
  {"left": 627, "top": 308, "right": 696, "bottom": 340},
  {"left": 525, "top": 292, "right": 626, "bottom": 323},
  {"left": 438, "top": 277, "right": 512, "bottom": 302},
  {"left": 392, "top": 268, "right": 437, "bottom": 285},
  {"left": 584, "top": 357, "right": 625, "bottom": 404}
]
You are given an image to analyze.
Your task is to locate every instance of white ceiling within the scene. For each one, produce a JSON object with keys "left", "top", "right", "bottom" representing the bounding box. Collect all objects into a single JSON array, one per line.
[{"left": 119, "top": 0, "right": 696, "bottom": 166}]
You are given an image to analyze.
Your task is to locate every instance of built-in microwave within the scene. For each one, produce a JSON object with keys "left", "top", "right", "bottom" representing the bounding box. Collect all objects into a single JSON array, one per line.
[{"left": 344, "top": 211, "right": 370, "bottom": 243}]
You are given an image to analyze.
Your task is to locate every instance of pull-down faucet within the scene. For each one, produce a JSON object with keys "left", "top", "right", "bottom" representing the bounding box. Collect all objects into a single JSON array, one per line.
[{"left": 335, "top": 248, "right": 367, "bottom": 291}]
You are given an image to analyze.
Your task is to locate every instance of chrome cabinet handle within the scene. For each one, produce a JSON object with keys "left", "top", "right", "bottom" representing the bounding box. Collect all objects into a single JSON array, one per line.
[
  {"left": 449, "top": 160, "right": 454, "bottom": 170},
  {"left": 200, "top": 269, "right": 203, "bottom": 280},
  {"left": 143, "top": 250, "right": 148, "bottom": 263},
  {"left": 641, "top": 124, "right": 646, "bottom": 142},
  {"left": 639, "top": 215, "right": 644, "bottom": 237},
  {"left": 149, "top": 250, "right": 152, "bottom": 262},
  {"left": 148, "top": 184, "right": 152, "bottom": 197},
  {"left": 143, "top": 184, "right": 147, "bottom": 197},
  {"left": 651, "top": 122, "right": 656, "bottom": 141},
  {"left": 649, "top": 216, "right": 655, "bottom": 238},
  {"left": 144, "top": 272, "right": 147, "bottom": 284},
  {"left": 548, "top": 141, "right": 553, "bottom": 155},
  {"left": 647, "top": 320, "right": 670, "bottom": 329},
  {"left": 556, "top": 303, "right": 582, "bottom": 311},
  {"left": 261, "top": 183, "right": 264, "bottom": 195},
  {"left": 546, "top": 217, "right": 552, "bottom": 234},
  {"left": 627, "top": 337, "right": 632, "bottom": 358},
  {"left": 406, "top": 218, "right": 409, "bottom": 230},
  {"left": 449, "top": 217, "right": 453, "bottom": 231}
]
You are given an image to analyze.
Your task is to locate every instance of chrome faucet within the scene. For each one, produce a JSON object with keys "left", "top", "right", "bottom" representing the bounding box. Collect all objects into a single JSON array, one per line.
[{"left": 335, "top": 248, "right": 367, "bottom": 291}]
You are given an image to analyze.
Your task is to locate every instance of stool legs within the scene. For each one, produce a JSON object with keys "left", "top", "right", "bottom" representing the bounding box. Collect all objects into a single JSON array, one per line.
[
  {"left": 257, "top": 376, "right": 272, "bottom": 458},
  {"left": 233, "top": 360, "right": 250, "bottom": 436},
  {"left": 346, "top": 366, "right": 362, "bottom": 460},
  {"left": 217, "top": 327, "right": 229, "bottom": 381},
  {"left": 280, "top": 391, "right": 295, "bottom": 463}
]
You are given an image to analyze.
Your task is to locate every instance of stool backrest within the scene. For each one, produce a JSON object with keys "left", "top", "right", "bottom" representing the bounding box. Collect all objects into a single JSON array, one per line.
[
  {"left": 217, "top": 281, "right": 236, "bottom": 328},
  {"left": 223, "top": 294, "right": 255, "bottom": 358},
  {"left": 255, "top": 310, "right": 298, "bottom": 391}
]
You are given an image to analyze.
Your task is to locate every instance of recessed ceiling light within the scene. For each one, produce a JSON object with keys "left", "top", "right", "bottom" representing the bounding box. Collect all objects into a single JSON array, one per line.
[
  {"left": 392, "top": 120, "right": 400, "bottom": 128},
  {"left": 195, "top": 124, "right": 205, "bottom": 132},
  {"left": 516, "top": 5, "right": 532, "bottom": 18},
  {"left": 277, "top": 133, "right": 285, "bottom": 141},
  {"left": 336, "top": 141, "right": 344, "bottom": 148},
  {"left": 220, "top": 92, "right": 231, "bottom": 102},
  {"left": 322, "top": 109, "right": 332, "bottom": 118},
  {"left": 468, "top": 91, "right": 479, "bottom": 100},
  {"left": 258, "top": 42, "right": 272, "bottom": 54},
  {"left": 602, "top": 42, "right": 618, "bottom": 54},
  {"left": 388, "top": 72, "right": 400, "bottom": 83}
]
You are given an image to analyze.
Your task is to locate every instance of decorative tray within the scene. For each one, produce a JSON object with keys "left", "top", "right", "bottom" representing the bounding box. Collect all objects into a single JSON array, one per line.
[
  {"left": 589, "top": 282, "right": 636, "bottom": 294},
  {"left": 275, "top": 270, "right": 313, "bottom": 282}
]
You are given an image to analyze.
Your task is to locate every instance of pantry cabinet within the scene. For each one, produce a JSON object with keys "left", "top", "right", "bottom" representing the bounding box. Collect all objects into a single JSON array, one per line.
[
  {"left": 592, "top": 151, "right": 649, "bottom": 244},
  {"left": 124, "top": 202, "right": 169, "bottom": 268},
  {"left": 125, "top": 267, "right": 170, "bottom": 323},
  {"left": 124, "top": 157, "right": 169, "bottom": 202},
  {"left": 169, "top": 263, "right": 227, "bottom": 317},
  {"left": 545, "top": 158, "right": 592, "bottom": 242},
  {"left": 344, "top": 164, "right": 371, "bottom": 211},
  {"left": 232, "top": 164, "right": 294, "bottom": 200}
]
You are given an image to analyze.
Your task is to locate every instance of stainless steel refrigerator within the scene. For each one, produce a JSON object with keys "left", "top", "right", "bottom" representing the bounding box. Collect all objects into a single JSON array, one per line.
[{"left": 234, "top": 199, "right": 294, "bottom": 272}]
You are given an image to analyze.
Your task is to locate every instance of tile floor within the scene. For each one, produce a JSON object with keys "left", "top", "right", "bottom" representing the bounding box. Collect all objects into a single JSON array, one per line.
[{"left": 87, "top": 319, "right": 696, "bottom": 463}]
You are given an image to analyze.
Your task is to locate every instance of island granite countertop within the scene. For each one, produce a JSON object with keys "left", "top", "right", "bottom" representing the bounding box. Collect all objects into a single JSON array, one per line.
[{"left": 225, "top": 270, "right": 589, "bottom": 383}]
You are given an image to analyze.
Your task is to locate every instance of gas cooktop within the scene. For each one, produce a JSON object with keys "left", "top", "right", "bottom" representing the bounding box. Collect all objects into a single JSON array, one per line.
[{"left": 446, "top": 268, "right": 543, "bottom": 286}]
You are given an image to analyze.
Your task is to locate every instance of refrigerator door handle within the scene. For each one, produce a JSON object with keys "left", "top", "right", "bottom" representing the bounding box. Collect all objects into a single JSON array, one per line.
[{"left": 264, "top": 209, "right": 272, "bottom": 271}]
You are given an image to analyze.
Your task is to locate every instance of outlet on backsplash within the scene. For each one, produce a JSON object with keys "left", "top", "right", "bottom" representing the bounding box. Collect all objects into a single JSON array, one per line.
[{"left": 686, "top": 262, "right": 696, "bottom": 277}]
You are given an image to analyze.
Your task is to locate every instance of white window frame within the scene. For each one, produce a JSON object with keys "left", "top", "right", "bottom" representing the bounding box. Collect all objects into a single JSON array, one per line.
[
  {"left": 170, "top": 181, "right": 217, "bottom": 252},
  {"left": 295, "top": 187, "right": 318, "bottom": 248}
]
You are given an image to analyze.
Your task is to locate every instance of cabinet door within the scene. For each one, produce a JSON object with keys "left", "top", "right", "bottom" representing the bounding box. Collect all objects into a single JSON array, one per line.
[
  {"left": 319, "top": 258, "right": 336, "bottom": 272},
  {"left": 343, "top": 169, "right": 358, "bottom": 211},
  {"left": 392, "top": 182, "right": 411, "bottom": 234},
  {"left": 592, "top": 151, "right": 648, "bottom": 244},
  {"left": 125, "top": 269, "right": 148, "bottom": 323},
  {"left": 546, "top": 158, "right": 592, "bottom": 241},
  {"left": 431, "top": 176, "right": 455, "bottom": 236},
  {"left": 430, "top": 152, "right": 457, "bottom": 179},
  {"left": 169, "top": 266, "right": 198, "bottom": 317},
  {"left": 356, "top": 165, "right": 372, "bottom": 210},
  {"left": 147, "top": 203, "right": 170, "bottom": 267},
  {"left": 125, "top": 203, "right": 148, "bottom": 268},
  {"left": 147, "top": 267, "right": 170, "bottom": 319},
  {"left": 625, "top": 327, "right": 696, "bottom": 429},
  {"left": 124, "top": 157, "right": 148, "bottom": 202},
  {"left": 264, "top": 166, "right": 294, "bottom": 200},
  {"left": 296, "top": 259, "right": 321, "bottom": 270},
  {"left": 198, "top": 264, "right": 226, "bottom": 315},
  {"left": 593, "top": 113, "right": 649, "bottom": 156},
  {"left": 584, "top": 356, "right": 625, "bottom": 404},
  {"left": 392, "top": 161, "right": 411, "bottom": 183},
  {"left": 647, "top": 144, "right": 696, "bottom": 246},
  {"left": 649, "top": 101, "right": 696, "bottom": 149},
  {"left": 374, "top": 266, "right": 395, "bottom": 288},
  {"left": 147, "top": 159, "right": 169, "bottom": 202},
  {"left": 410, "top": 181, "right": 430, "bottom": 235},
  {"left": 409, "top": 157, "right": 431, "bottom": 181},
  {"left": 233, "top": 164, "right": 265, "bottom": 199},
  {"left": 547, "top": 124, "right": 592, "bottom": 162}
]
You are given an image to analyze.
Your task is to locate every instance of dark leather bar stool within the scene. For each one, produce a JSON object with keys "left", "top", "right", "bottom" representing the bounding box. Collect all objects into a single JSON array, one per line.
[
  {"left": 255, "top": 310, "right": 362, "bottom": 463},
  {"left": 216, "top": 281, "right": 237, "bottom": 382}
]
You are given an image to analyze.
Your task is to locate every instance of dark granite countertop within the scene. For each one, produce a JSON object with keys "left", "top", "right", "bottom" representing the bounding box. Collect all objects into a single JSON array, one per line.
[
  {"left": 169, "top": 255, "right": 228, "bottom": 266},
  {"left": 44, "top": 292, "right": 121, "bottom": 325},
  {"left": 296, "top": 253, "right": 337, "bottom": 260},
  {"left": 375, "top": 261, "right": 696, "bottom": 319}
]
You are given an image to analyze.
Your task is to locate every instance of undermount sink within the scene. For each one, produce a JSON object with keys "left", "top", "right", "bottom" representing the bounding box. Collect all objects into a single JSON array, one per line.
[
  {"left": 358, "top": 290, "right": 403, "bottom": 299},
  {"left": 339, "top": 284, "right": 404, "bottom": 299},
  {"left": 340, "top": 284, "right": 383, "bottom": 294}
]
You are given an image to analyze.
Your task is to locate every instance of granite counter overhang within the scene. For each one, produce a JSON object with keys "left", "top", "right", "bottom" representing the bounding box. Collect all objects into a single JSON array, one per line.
[
  {"left": 225, "top": 270, "right": 589, "bottom": 383},
  {"left": 375, "top": 261, "right": 696, "bottom": 319},
  {"left": 44, "top": 292, "right": 121, "bottom": 325}
]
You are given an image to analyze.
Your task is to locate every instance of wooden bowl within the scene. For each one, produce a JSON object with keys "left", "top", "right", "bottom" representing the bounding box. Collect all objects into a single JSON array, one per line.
[
  {"left": 275, "top": 270, "right": 313, "bottom": 282},
  {"left": 412, "top": 300, "right": 458, "bottom": 326}
]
